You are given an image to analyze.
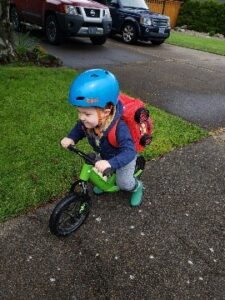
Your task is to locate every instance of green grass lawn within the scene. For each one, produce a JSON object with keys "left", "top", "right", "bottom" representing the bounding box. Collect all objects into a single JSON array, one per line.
[
  {"left": 166, "top": 31, "right": 225, "bottom": 56},
  {"left": 0, "top": 66, "right": 208, "bottom": 222}
]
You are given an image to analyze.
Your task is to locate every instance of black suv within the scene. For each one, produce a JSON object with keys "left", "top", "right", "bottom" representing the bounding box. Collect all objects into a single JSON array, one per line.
[{"left": 105, "top": 0, "right": 170, "bottom": 45}]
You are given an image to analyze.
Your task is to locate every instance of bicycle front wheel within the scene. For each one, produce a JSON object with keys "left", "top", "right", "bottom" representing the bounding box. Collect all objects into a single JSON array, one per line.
[{"left": 49, "top": 193, "right": 91, "bottom": 237}]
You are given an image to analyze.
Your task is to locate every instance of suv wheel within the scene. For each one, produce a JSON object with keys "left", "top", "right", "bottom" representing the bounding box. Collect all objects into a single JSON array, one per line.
[
  {"left": 90, "top": 36, "right": 107, "bottom": 45},
  {"left": 45, "top": 14, "right": 62, "bottom": 45},
  {"left": 10, "top": 6, "right": 21, "bottom": 31},
  {"left": 122, "top": 23, "right": 137, "bottom": 44},
  {"left": 151, "top": 40, "right": 164, "bottom": 45}
]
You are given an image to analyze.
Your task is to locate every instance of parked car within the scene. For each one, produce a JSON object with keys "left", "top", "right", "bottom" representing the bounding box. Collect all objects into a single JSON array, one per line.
[
  {"left": 10, "top": 0, "right": 112, "bottom": 45},
  {"left": 105, "top": 0, "right": 170, "bottom": 45}
]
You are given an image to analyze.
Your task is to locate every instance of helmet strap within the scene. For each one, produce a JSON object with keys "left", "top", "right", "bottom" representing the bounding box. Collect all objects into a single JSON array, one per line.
[
  {"left": 96, "top": 108, "right": 103, "bottom": 127},
  {"left": 93, "top": 108, "right": 104, "bottom": 138},
  {"left": 94, "top": 106, "right": 114, "bottom": 137}
]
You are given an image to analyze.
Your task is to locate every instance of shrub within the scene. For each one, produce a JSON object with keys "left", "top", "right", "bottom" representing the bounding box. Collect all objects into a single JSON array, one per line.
[
  {"left": 13, "top": 32, "right": 62, "bottom": 67},
  {"left": 177, "top": 0, "right": 225, "bottom": 35},
  {"left": 209, "top": 30, "right": 215, "bottom": 36}
]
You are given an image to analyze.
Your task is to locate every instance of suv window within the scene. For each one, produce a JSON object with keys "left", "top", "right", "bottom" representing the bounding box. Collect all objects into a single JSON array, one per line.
[
  {"left": 120, "top": 0, "right": 148, "bottom": 9},
  {"left": 107, "top": 0, "right": 118, "bottom": 5}
]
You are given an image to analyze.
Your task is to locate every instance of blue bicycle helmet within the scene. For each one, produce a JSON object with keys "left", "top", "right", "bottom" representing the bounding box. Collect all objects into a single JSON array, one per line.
[{"left": 68, "top": 69, "right": 119, "bottom": 108}]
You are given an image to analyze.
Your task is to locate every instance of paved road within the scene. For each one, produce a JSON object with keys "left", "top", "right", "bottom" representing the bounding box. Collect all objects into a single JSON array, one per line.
[{"left": 42, "top": 37, "right": 225, "bottom": 130}]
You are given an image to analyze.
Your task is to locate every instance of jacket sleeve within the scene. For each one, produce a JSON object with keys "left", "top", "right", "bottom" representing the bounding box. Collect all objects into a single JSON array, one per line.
[
  {"left": 108, "top": 120, "right": 136, "bottom": 170},
  {"left": 67, "top": 121, "right": 86, "bottom": 143}
]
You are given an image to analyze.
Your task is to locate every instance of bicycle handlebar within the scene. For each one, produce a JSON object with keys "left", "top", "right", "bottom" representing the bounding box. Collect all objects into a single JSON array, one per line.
[
  {"left": 67, "top": 145, "right": 114, "bottom": 177},
  {"left": 67, "top": 144, "right": 95, "bottom": 165}
]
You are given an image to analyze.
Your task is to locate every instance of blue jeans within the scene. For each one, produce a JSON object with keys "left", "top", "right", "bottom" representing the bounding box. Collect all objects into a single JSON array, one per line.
[{"left": 116, "top": 156, "right": 137, "bottom": 191}]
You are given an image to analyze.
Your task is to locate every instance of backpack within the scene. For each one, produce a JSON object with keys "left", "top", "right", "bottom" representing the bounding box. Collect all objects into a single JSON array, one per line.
[{"left": 108, "top": 93, "right": 153, "bottom": 152}]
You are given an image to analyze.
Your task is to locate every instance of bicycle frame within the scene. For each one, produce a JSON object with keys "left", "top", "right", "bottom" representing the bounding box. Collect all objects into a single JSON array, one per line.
[
  {"left": 67, "top": 145, "right": 145, "bottom": 194},
  {"left": 79, "top": 162, "right": 119, "bottom": 192}
]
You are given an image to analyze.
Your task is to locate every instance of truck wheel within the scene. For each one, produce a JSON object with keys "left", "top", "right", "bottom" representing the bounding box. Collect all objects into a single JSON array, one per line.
[
  {"left": 45, "top": 14, "right": 62, "bottom": 45},
  {"left": 90, "top": 36, "right": 107, "bottom": 45},
  {"left": 151, "top": 40, "right": 165, "bottom": 45},
  {"left": 10, "top": 6, "right": 21, "bottom": 32},
  {"left": 122, "top": 23, "right": 137, "bottom": 44}
]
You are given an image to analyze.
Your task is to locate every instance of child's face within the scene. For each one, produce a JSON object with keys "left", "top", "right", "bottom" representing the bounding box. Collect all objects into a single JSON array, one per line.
[{"left": 77, "top": 107, "right": 99, "bottom": 129}]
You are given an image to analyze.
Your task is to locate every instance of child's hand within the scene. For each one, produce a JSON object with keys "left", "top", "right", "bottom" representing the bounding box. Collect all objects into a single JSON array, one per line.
[
  {"left": 61, "top": 137, "right": 75, "bottom": 149},
  {"left": 95, "top": 160, "right": 111, "bottom": 173}
]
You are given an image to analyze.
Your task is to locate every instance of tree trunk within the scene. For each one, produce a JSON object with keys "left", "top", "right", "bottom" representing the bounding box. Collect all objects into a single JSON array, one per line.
[{"left": 0, "top": 0, "right": 15, "bottom": 64}]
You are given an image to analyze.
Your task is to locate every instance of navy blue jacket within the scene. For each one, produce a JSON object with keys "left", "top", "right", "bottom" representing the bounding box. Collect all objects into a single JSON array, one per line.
[{"left": 67, "top": 101, "right": 136, "bottom": 170}]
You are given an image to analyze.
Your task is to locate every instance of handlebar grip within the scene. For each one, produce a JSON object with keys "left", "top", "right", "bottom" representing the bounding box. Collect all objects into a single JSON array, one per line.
[
  {"left": 103, "top": 167, "right": 113, "bottom": 177},
  {"left": 67, "top": 144, "right": 76, "bottom": 152}
]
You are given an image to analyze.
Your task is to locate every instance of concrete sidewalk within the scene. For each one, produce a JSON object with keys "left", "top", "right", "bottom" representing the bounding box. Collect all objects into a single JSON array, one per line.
[{"left": 1, "top": 133, "right": 225, "bottom": 300}]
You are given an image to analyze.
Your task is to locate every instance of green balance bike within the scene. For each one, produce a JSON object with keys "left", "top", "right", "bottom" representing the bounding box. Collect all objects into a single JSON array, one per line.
[{"left": 49, "top": 145, "right": 146, "bottom": 237}]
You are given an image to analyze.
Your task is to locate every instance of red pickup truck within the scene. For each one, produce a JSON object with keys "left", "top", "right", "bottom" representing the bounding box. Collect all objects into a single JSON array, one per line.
[{"left": 10, "top": 0, "right": 112, "bottom": 45}]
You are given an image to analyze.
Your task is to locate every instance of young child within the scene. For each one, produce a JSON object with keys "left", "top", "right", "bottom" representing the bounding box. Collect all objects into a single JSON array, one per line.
[{"left": 61, "top": 69, "right": 143, "bottom": 207}]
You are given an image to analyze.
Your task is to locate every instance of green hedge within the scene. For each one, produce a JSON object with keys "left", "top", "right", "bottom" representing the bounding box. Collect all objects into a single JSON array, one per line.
[{"left": 177, "top": 0, "right": 225, "bottom": 34}]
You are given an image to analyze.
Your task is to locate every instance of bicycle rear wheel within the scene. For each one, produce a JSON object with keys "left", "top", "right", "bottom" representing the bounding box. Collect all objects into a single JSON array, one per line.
[
  {"left": 134, "top": 155, "right": 146, "bottom": 178},
  {"left": 49, "top": 193, "right": 91, "bottom": 237}
]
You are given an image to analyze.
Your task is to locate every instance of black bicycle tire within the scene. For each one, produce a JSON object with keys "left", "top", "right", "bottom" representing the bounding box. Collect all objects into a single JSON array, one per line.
[
  {"left": 49, "top": 193, "right": 90, "bottom": 237},
  {"left": 134, "top": 155, "right": 146, "bottom": 178}
]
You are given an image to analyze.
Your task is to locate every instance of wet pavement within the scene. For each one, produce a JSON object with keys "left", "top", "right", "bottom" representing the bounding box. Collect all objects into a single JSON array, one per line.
[
  {"left": 41, "top": 37, "right": 146, "bottom": 69},
  {"left": 42, "top": 37, "right": 225, "bottom": 130},
  {"left": 1, "top": 134, "right": 225, "bottom": 300},
  {"left": 1, "top": 40, "right": 225, "bottom": 299},
  {"left": 108, "top": 55, "right": 225, "bottom": 130}
]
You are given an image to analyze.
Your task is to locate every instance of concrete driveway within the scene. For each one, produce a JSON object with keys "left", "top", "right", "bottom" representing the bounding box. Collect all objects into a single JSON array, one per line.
[{"left": 42, "top": 37, "right": 225, "bottom": 130}]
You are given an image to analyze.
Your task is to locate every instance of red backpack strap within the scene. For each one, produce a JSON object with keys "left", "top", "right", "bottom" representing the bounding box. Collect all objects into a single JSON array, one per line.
[{"left": 107, "top": 119, "right": 119, "bottom": 148}]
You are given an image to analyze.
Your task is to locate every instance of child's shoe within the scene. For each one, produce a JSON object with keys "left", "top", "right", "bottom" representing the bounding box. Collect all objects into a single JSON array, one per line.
[
  {"left": 130, "top": 180, "right": 143, "bottom": 207},
  {"left": 93, "top": 186, "right": 104, "bottom": 195}
]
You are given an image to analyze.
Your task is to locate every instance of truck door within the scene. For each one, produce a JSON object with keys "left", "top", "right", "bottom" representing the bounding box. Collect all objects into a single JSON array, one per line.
[{"left": 22, "top": 0, "right": 44, "bottom": 26}]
